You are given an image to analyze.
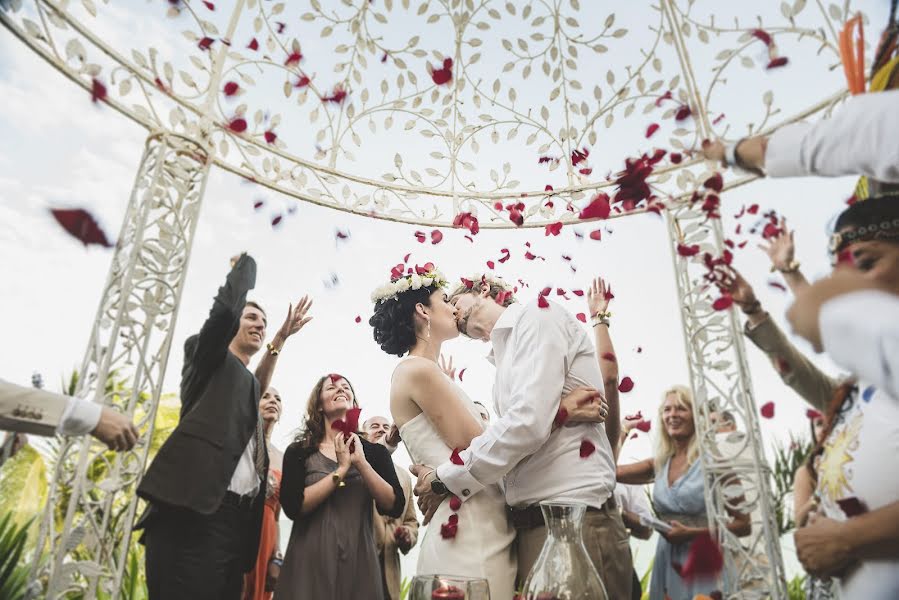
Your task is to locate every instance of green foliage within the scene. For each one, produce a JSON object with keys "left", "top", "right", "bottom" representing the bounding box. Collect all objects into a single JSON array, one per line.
[
  {"left": 0, "top": 512, "right": 32, "bottom": 600},
  {"left": 771, "top": 435, "right": 813, "bottom": 536},
  {"left": 400, "top": 576, "right": 411, "bottom": 600},
  {"left": 0, "top": 444, "right": 47, "bottom": 541},
  {"left": 787, "top": 573, "right": 807, "bottom": 600},
  {"left": 640, "top": 557, "right": 654, "bottom": 600}
]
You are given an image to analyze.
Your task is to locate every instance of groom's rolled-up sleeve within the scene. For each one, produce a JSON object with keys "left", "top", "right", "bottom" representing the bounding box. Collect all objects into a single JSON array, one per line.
[
  {"left": 436, "top": 308, "right": 567, "bottom": 502},
  {"left": 819, "top": 290, "right": 899, "bottom": 399}
]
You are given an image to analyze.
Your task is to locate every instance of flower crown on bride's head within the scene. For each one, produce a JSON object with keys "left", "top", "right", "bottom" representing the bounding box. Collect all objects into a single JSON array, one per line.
[{"left": 370, "top": 261, "right": 449, "bottom": 304}]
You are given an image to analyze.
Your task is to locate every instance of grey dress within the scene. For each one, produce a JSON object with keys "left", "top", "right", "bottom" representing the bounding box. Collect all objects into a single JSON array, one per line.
[{"left": 275, "top": 438, "right": 404, "bottom": 600}]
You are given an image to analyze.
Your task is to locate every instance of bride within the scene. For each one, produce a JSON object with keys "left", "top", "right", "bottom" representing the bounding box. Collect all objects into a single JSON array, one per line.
[
  {"left": 368, "top": 264, "right": 601, "bottom": 598},
  {"left": 369, "top": 263, "right": 516, "bottom": 598}
]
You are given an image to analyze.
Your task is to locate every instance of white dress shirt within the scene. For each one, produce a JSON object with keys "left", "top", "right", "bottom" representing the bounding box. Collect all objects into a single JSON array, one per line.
[
  {"left": 819, "top": 290, "right": 899, "bottom": 399},
  {"left": 437, "top": 301, "right": 617, "bottom": 509},
  {"left": 766, "top": 89, "right": 899, "bottom": 182},
  {"left": 59, "top": 396, "right": 103, "bottom": 436},
  {"left": 228, "top": 437, "right": 260, "bottom": 496}
]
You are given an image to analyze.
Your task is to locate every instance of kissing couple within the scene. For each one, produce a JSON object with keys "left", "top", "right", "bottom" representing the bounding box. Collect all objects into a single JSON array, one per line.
[{"left": 368, "top": 263, "right": 633, "bottom": 599}]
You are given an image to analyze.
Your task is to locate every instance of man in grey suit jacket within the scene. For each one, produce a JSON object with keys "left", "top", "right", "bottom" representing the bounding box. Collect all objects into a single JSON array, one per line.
[{"left": 0, "top": 378, "right": 139, "bottom": 450}]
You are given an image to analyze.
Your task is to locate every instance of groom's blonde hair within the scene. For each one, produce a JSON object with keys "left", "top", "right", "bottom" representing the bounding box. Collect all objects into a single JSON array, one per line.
[{"left": 447, "top": 280, "right": 516, "bottom": 308}]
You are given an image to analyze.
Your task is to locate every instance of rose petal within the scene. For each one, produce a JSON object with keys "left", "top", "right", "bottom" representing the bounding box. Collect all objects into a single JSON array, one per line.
[
  {"left": 264, "top": 130, "right": 277, "bottom": 144},
  {"left": 589, "top": 229, "right": 602, "bottom": 241},
  {"left": 449, "top": 495, "right": 462, "bottom": 511},
  {"left": 760, "top": 401, "right": 775, "bottom": 419},
  {"left": 223, "top": 81, "right": 240, "bottom": 96},
  {"left": 554, "top": 408, "right": 569, "bottom": 427},
  {"left": 635, "top": 420, "right": 651, "bottom": 432},
  {"left": 458, "top": 368, "right": 466, "bottom": 381},
  {"left": 675, "top": 105, "right": 692, "bottom": 121},
  {"left": 450, "top": 448, "right": 464, "bottom": 465},
  {"left": 285, "top": 52, "right": 303, "bottom": 66},
  {"left": 579, "top": 440, "right": 596, "bottom": 458},
  {"left": 537, "top": 295, "right": 549, "bottom": 309},
  {"left": 679, "top": 532, "right": 724, "bottom": 581},
  {"left": 228, "top": 117, "right": 248, "bottom": 133},
  {"left": 712, "top": 295, "right": 733, "bottom": 311},
  {"left": 576, "top": 313, "right": 587, "bottom": 323},
  {"left": 677, "top": 243, "right": 700, "bottom": 257},
  {"left": 431, "top": 229, "right": 444, "bottom": 244},
  {"left": 751, "top": 28, "right": 772, "bottom": 46},
  {"left": 198, "top": 37, "right": 215, "bottom": 51},
  {"left": 703, "top": 173, "right": 723, "bottom": 192},
  {"left": 545, "top": 222, "right": 563, "bottom": 236},
  {"left": 645, "top": 123, "right": 660, "bottom": 138},
  {"left": 50, "top": 208, "right": 114, "bottom": 248},
  {"left": 430, "top": 57, "right": 454, "bottom": 85},
  {"left": 354, "top": 315, "right": 361, "bottom": 323},
  {"left": 766, "top": 57, "right": 789, "bottom": 69},
  {"left": 579, "top": 193, "right": 611, "bottom": 220},
  {"left": 618, "top": 376, "right": 634, "bottom": 393},
  {"left": 90, "top": 78, "right": 107, "bottom": 103},
  {"left": 247, "top": 37, "right": 259, "bottom": 51}
]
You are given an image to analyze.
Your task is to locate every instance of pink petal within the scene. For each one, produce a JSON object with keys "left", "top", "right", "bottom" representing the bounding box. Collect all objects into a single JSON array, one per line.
[
  {"left": 579, "top": 440, "right": 596, "bottom": 458},
  {"left": 431, "top": 229, "right": 444, "bottom": 244},
  {"left": 712, "top": 295, "right": 733, "bottom": 311},
  {"left": 354, "top": 315, "right": 361, "bottom": 323},
  {"left": 760, "top": 401, "right": 775, "bottom": 419},
  {"left": 645, "top": 123, "right": 660, "bottom": 138},
  {"left": 576, "top": 313, "right": 587, "bottom": 323},
  {"left": 618, "top": 376, "right": 634, "bottom": 393},
  {"left": 589, "top": 229, "right": 602, "bottom": 241},
  {"left": 50, "top": 208, "right": 114, "bottom": 248},
  {"left": 537, "top": 295, "right": 549, "bottom": 309}
]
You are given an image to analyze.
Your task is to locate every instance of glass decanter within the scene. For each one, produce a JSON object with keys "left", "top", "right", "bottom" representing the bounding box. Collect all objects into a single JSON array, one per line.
[
  {"left": 409, "top": 574, "right": 491, "bottom": 600},
  {"left": 520, "top": 501, "right": 608, "bottom": 600}
]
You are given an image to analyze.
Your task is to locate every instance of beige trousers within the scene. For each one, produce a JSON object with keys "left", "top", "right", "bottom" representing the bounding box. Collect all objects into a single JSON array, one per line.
[{"left": 516, "top": 508, "right": 633, "bottom": 600}]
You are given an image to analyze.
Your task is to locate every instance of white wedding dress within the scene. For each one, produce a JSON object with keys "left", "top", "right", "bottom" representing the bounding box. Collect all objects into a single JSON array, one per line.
[{"left": 397, "top": 363, "right": 516, "bottom": 600}]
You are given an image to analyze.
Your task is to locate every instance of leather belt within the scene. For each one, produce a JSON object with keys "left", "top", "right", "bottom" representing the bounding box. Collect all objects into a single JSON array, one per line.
[
  {"left": 507, "top": 496, "right": 618, "bottom": 531},
  {"left": 222, "top": 490, "right": 256, "bottom": 510}
]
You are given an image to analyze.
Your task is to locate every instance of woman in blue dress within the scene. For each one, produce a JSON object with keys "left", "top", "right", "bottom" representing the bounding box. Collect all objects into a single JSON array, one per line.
[{"left": 617, "top": 386, "right": 751, "bottom": 600}]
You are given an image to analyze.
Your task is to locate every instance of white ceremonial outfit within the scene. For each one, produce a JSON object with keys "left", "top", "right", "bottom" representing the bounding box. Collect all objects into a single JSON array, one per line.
[
  {"left": 398, "top": 359, "right": 516, "bottom": 600},
  {"left": 766, "top": 88, "right": 899, "bottom": 182},
  {"left": 436, "top": 301, "right": 616, "bottom": 509},
  {"left": 819, "top": 290, "right": 899, "bottom": 399}
]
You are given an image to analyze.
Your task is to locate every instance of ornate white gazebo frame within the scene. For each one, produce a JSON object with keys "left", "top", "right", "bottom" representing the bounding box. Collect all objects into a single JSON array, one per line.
[{"left": 2, "top": 0, "right": 863, "bottom": 597}]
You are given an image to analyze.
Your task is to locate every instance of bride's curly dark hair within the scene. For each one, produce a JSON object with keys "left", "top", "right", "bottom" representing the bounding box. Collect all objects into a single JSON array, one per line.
[{"left": 369, "top": 286, "right": 437, "bottom": 356}]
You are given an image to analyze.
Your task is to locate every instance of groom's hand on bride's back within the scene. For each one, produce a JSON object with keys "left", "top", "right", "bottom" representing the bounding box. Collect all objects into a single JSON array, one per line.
[
  {"left": 559, "top": 387, "right": 609, "bottom": 426},
  {"left": 409, "top": 464, "right": 443, "bottom": 525}
]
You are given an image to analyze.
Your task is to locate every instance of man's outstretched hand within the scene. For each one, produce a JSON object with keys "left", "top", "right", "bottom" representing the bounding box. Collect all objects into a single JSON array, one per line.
[
  {"left": 409, "top": 464, "right": 443, "bottom": 525},
  {"left": 91, "top": 406, "right": 139, "bottom": 451}
]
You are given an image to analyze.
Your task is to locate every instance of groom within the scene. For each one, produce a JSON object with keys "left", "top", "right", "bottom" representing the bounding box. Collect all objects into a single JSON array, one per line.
[{"left": 411, "top": 277, "right": 632, "bottom": 598}]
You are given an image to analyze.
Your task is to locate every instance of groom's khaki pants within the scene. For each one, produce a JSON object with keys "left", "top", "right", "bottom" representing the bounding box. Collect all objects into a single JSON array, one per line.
[{"left": 515, "top": 505, "right": 633, "bottom": 599}]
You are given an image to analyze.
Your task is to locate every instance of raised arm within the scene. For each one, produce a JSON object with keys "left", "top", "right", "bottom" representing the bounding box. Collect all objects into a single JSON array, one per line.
[
  {"left": 435, "top": 306, "right": 568, "bottom": 502},
  {"left": 759, "top": 221, "right": 810, "bottom": 295},
  {"left": 721, "top": 268, "right": 839, "bottom": 411},
  {"left": 586, "top": 276, "right": 621, "bottom": 454},
  {"left": 254, "top": 295, "right": 313, "bottom": 395},
  {"left": 616, "top": 458, "right": 655, "bottom": 485}
]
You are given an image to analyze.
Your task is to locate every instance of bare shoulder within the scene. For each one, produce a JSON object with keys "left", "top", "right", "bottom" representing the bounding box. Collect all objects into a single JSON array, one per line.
[{"left": 391, "top": 355, "right": 441, "bottom": 385}]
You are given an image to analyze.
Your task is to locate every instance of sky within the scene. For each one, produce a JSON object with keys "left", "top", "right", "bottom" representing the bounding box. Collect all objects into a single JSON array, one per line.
[{"left": 1, "top": 0, "right": 890, "bottom": 582}]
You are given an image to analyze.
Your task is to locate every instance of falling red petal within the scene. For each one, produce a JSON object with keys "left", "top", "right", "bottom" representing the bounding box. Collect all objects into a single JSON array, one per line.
[
  {"left": 675, "top": 105, "right": 692, "bottom": 121},
  {"left": 670, "top": 152, "right": 683, "bottom": 164},
  {"left": 414, "top": 231, "right": 426, "bottom": 243},
  {"left": 768, "top": 280, "right": 787, "bottom": 291},
  {"left": 655, "top": 90, "right": 673, "bottom": 107},
  {"left": 571, "top": 289, "right": 584, "bottom": 296},
  {"left": 247, "top": 37, "right": 259, "bottom": 51},
  {"left": 449, "top": 495, "right": 462, "bottom": 511},
  {"left": 322, "top": 86, "right": 348, "bottom": 104},
  {"left": 264, "top": 130, "right": 277, "bottom": 144},
  {"left": 766, "top": 57, "right": 789, "bottom": 69},
  {"left": 589, "top": 229, "right": 602, "bottom": 241},
  {"left": 635, "top": 420, "right": 651, "bottom": 432},
  {"left": 450, "top": 448, "right": 464, "bottom": 465},
  {"left": 486, "top": 260, "right": 495, "bottom": 270},
  {"left": 223, "top": 81, "right": 240, "bottom": 96},
  {"left": 354, "top": 315, "right": 361, "bottom": 323},
  {"left": 760, "top": 401, "right": 775, "bottom": 419},
  {"left": 458, "top": 368, "right": 466, "bottom": 382},
  {"left": 271, "top": 214, "right": 283, "bottom": 227},
  {"left": 618, "top": 376, "right": 634, "bottom": 393},
  {"left": 430, "top": 57, "right": 454, "bottom": 85},
  {"left": 545, "top": 222, "right": 563, "bottom": 236},
  {"left": 677, "top": 243, "right": 700, "bottom": 257},
  {"left": 198, "top": 37, "right": 215, "bottom": 51},
  {"left": 90, "top": 78, "right": 107, "bottom": 103},
  {"left": 285, "top": 51, "right": 303, "bottom": 66},
  {"left": 50, "top": 208, "right": 114, "bottom": 248},
  {"left": 576, "top": 313, "right": 587, "bottom": 323},
  {"left": 431, "top": 229, "right": 444, "bottom": 244},
  {"left": 554, "top": 407, "right": 569, "bottom": 427},
  {"left": 579, "top": 193, "right": 611, "bottom": 220},
  {"left": 228, "top": 117, "right": 248, "bottom": 133},
  {"left": 712, "top": 295, "right": 733, "bottom": 311},
  {"left": 703, "top": 173, "right": 723, "bottom": 192},
  {"left": 645, "top": 123, "right": 660, "bottom": 138},
  {"left": 679, "top": 532, "right": 724, "bottom": 581},
  {"left": 751, "top": 28, "right": 773, "bottom": 46},
  {"left": 253, "top": 200, "right": 264, "bottom": 210},
  {"left": 579, "top": 440, "right": 596, "bottom": 458},
  {"left": 625, "top": 411, "right": 643, "bottom": 421},
  {"left": 537, "top": 295, "right": 550, "bottom": 309},
  {"left": 603, "top": 286, "right": 614, "bottom": 301}
]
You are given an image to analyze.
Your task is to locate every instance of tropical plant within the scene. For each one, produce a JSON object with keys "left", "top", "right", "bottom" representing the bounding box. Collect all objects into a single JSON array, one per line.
[
  {"left": 787, "top": 573, "right": 807, "bottom": 600},
  {"left": 639, "top": 556, "right": 654, "bottom": 600},
  {"left": 771, "top": 435, "right": 813, "bottom": 536},
  {"left": 399, "top": 576, "right": 411, "bottom": 600},
  {"left": 0, "top": 512, "right": 32, "bottom": 600}
]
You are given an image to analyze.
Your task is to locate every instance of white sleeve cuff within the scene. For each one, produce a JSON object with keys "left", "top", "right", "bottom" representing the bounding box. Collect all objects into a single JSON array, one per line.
[
  {"left": 436, "top": 462, "right": 486, "bottom": 503},
  {"left": 765, "top": 122, "right": 813, "bottom": 178},
  {"left": 59, "top": 397, "right": 102, "bottom": 436}
]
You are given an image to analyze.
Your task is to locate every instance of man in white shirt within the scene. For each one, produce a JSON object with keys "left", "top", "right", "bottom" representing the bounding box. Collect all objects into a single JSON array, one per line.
[
  {"left": 1, "top": 378, "right": 138, "bottom": 450},
  {"left": 411, "top": 278, "right": 632, "bottom": 598},
  {"left": 701, "top": 88, "right": 899, "bottom": 184}
]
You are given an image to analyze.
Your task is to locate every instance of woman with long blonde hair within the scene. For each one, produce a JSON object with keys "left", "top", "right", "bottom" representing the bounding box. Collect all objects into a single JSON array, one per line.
[{"left": 616, "top": 386, "right": 750, "bottom": 600}]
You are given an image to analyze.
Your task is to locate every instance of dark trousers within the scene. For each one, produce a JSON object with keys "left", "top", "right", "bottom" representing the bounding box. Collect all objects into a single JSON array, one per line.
[{"left": 143, "top": 502, "right": 255, "bottom": 600}]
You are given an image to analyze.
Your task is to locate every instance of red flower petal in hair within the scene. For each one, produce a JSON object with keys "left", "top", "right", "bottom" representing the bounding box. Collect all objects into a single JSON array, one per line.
[
  {"left": 766, "top": 57, "right": 789, "bottom": 69},
  {"left": 50, "top": 208, "right": 114, "bottom": 248},
  {"left": 635, "top": 420, "right": 651, "bottom": 432},
  {"left": 228, "top": 117, "right": 248, "bottom": 133},
  {"left": 449, "top": 495, "right": 462, "bottom": 511},
  {"left": 537, "top": 295, "right": 550, "bottom": 309},
  {"left": 760, "top": 401, "right": 775, "bottom": 419},
  {"left": 450, "top": 448, "right": 464, "bottom": 465},
  {"left": 703, "top": 173, "right": 723, "bottom": 193},
  {"left": 579, "top": 193, "right": 611, "bottom": 220},
  {"left": 678, "top": 531, "right": 723, "bottom": 581},
  {"left": 554, "top": 407, "right": 569, "bottom": 427},
  {"left": 247, "top": 37, "right": 259, "bottom": 51},
  {"left": 90, "top": 78, "right": 107, "bottom": 103},
  {"left": 618, "top": 377, "right": 634, "bottom": 393},
  {"left": 677, "top": 243, "right": 700, "bottom": 257},
  {"left": 712, "top": 295, "right": 733, "bottom": 311},
  {"left": 223, "top": 81, "right": 240, "bottom": 96},
  {"left": 545, "top": 222, "right": 563, "bottom": 236},
  {"left": 460, "top": 277, "right": 474, "bottom": 289},
  {"left": 675, "top": 105, "right": 692, "bottom": 121},
  {"left": 430, "top": 58, "right": 453, "bottom": 85},
  {"left": 645, "top": 123, "right": 660, "bottom": 138},
  {"left": 576, "top": 313, "right": 587, "bottom": 323},
  {"left": 430, "top": 229, "right": 444, "bottom": 244},
  {"left": 495, "top": 290, "right": 512, "bottom": 305},
  {"left": 579, "top": 439, "right": 596, "bottom": 458}
]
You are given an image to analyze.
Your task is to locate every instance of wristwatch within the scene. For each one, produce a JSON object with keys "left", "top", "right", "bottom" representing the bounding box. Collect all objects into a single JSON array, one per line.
[{"left": 430, "top": 471, "right": 448, "bottom": 496}]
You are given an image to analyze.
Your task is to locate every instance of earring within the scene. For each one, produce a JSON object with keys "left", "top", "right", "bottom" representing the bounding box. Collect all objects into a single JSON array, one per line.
[{"left": 426, "top": 317, "right": 431, "bottom": 340}]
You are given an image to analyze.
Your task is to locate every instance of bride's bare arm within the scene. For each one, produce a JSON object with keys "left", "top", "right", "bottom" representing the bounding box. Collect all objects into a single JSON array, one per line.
[{"left": 394, "top": 359, "right": 483, "bottom": 450}]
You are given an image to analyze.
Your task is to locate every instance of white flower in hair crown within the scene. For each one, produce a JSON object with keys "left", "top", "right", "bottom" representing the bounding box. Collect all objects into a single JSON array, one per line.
[{"left": 371, "top": 263, "right": 449, "bottom": 304}]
